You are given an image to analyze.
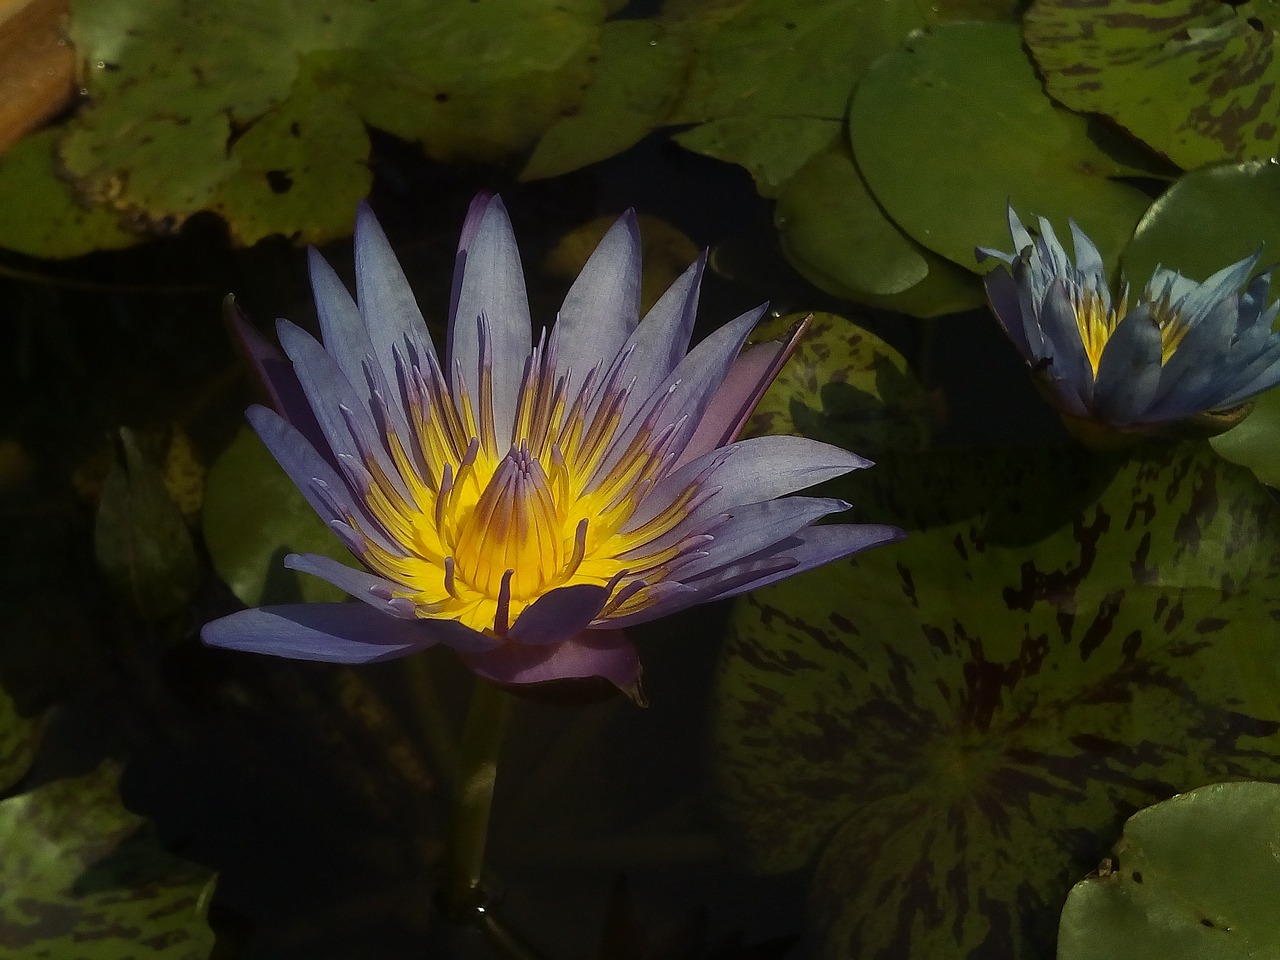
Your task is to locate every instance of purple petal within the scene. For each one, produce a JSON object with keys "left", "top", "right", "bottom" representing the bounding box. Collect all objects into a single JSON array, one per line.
[
  {"left": 627, "top": 435, "right": 870, "bottom": 535},
  {"left": 224, "top": 298, "right": 327, "bottom": 456},
  {"left": 276, "top": 319, "right": 413, "bottom": 505},
  {"left": 460, "top": 628, "right": 640, "bottom": 688},
  {"left": 508, "top": 584, "right": 612, "bottom": 645},
  {"left": 549, "top": 211, "right": 641, "bottom": 395},
  {"left": 605, "top": 524, "right": 904, "bottom": 628},
  {"left": 673, "top": 316, "right": 803, "bottom": 468},
  {"left": 353, "top": 203, "right": 440, "bottom": 400},
  {"left": 594, "top": 304, "right": 767, "bottom": 488},
  {"left": 615, "top": 253, "right": 707, "bottom": 420},
  {"left": 201, "top": 603, "right": 449, "bottom": 663},
  {"left": 1092, "top": 304, "right": 1164, "bottom": 423},
  {"left": 665, "top": 497, "right": 852, "bottom": 580},
  {"left": 446, "top": 195, "right": 533, "bottom": 446},
  {"left": 284, "top": 553, "right": 417, "bottom": 619},
  {"left": 982, "top": 268, "right": 1036, "bottom": 362}
]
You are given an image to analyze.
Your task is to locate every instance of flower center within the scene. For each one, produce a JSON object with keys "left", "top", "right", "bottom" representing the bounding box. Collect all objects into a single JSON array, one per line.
[{"left": 451, "top": 443, "right": 567, "bottom": 601}]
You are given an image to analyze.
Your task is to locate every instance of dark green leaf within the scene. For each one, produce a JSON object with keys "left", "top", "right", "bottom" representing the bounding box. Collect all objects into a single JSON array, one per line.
[
  {"left": 1121, "top": 160, "right": 1280, "bottom": 284},
  {"left": 94, "top": 428, "right": 199, "bottom": 620},
  {"left": 522, "top": 20, "right": 690, "bottom": 181},
  {"left": 1059, "top": 781, "right": 1280, "bottom": 960},
  {"left": 0, "top": 683, "right": 38, "bottom": 796},
  {"left": 203, "top": 425, "right": 354, "bottom": 607},
  {"left": 849, "top": 22, "right": 1154, "bottom": 273}
]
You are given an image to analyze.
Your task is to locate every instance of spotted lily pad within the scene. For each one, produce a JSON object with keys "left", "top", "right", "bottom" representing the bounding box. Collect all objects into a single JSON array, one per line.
[
  {"left": 1058, "top": 781, "right": 1280, "bottom": 959},
  {"left": 203, "top": 425, "right": 354, "bottom": 607},
  {"left": 0, "top": 763, "right": 216, "bottom": 959},
  {"left": 745, "top": 311, "right": 932, "bottom": 454},
  {"left": 1024, "top": 0, "right": 1280, "bottom": 170},
  {"left": 714, "top": 442, "right": 1280, "bottom": 960},
  {"left": 849, "top": 22, "right": 1155, "bottom": 273},
  {"left": 55, "top": 0, "right": 602, "bottom": 245},
  {"left": 664, "top": 0, "right": 925, "bottom": 195}
]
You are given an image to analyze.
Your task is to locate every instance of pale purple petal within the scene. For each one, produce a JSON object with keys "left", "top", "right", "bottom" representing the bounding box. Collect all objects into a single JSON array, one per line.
[
  {"left": 1092, "top": 305, "right": 1163, "bottom": 424},
  {"left": 276, "top": 319, "right": 413, "bottom": 505},
  {"left": 446, "top": 196, "right": 533, "bottom": 445},
  {"left": 509, "top": 584, "right": 612, "bottom": 645},
  {"left": 614, "top": 254, "right": 706, "bottom": 420},
  {"left": 673, "top": 316, "right": 802, "bottom": 468},
  {"left": 460, "top": 628, "right": 640, "bottom": 688},
  {"left": 549, "top": 211, "right": 641, "bottom": 393},
  {"left": 225, "top": 299, "right": 326, "bottom": 455},
  {"left": 665, "top": 497, "right": 852, "bottom": 580},
  {"left": 284, "top": 553, "right": 417, "bottom": 619},
  {"left": 982, "top": 268, "right": 1035, "bottom": 362},
  {"left": 593, "top": 304, "right": 767, "bottom": 488},
  {"left": 605, "top": 524, "right": 904, "bottom": 628},
  {"left": 353, "top": 203, "right": 439, "bottom": 397},
  {"left": 202, "top": 603, "right": 447, "bottom": 663}
]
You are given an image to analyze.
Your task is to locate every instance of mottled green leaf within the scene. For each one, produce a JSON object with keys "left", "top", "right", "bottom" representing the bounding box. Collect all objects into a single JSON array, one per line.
[
  {"left": 715, "top": 442, "right": 1280, "bottom": 960},
  {"left": 1059, "top": 781, "right": 1280, "bottom": 960},
  {"left": 665, "top": 0, "right": 925, "bottom": 189},
  {"left": 57, "top": 0, "right": 602, "bottom": 246},
  {"left": 94, "top": 428, "right": 199, "bottom": 620},
  {"left": 849, "top": 22, "right": 1154, "bottom": 273},
  {"left": 522, "top": 20, "right": 689, "bottom": 181},
  {"left": 0, "top": 764, "right": 216, "bottom": 959},
  {"left": 0, "top": 129, "right": 140, "bottom": 258},
  {"left": 1121, "top": 160, "right": 1280, "bottom": 286},
  {"left": 773, "top": 138, "right": 984, "bottom": 315},
  {"left": 0, "top": 684, "right": 38, "bottom": 796},
  {"left": 203, "top": 425, "right": 354, "bottom": 607},
  {"left": 1211, "top": 385, "right": 1280, "bottom": 489},
  {"left": 745, "top": 312, "right": 932, "bottom": 454},
  {"left": 1024, "top": 0, "right": 1280, "bottom": 170}
]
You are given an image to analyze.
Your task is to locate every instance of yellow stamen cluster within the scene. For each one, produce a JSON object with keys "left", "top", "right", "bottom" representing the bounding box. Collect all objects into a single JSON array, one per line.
[
  {"left": 1072, "top": 285, "right": 1189, "bottom": 377},
  {"left": 345, "top": 326, "right": 704, "bottom": 636}
]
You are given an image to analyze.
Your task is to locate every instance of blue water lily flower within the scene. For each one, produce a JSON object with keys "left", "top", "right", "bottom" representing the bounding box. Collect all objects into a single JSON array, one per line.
[
  {"left": 204, "top": 195, "right": 903, "bottom": 691},
  {"left": 978, "top": 207, "right": 1280, "bottom": 437}
]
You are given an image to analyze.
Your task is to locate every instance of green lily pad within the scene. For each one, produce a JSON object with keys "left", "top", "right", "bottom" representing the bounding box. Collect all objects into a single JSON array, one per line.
[
  {"left": 94, "top": 428, "right": 200, "bottom": 620},
  {"left": 664, "top": 0, "right": 925, "bottom": 191},
  {"left": 1058, "top": 781, "right": 1280, "bottom": 960},
  {"left": 715, "top": 442, "right": 1280, "bottom": 960},
  {"left": 1210, "top": 384, "right": 1280, "bottom": 489},
  {"left": 203, "top": 425, "right": 355, "bottom": 607},
  {"left": 773, "top": 138, "right": 985, "bottom": 315},
  {"left": 0, "top": 129, "right": 141, "bottom": 258},
  {"left": 849, "top": 22, "right": 1155, "bottom": 273},
  {"left": 1024, "top": 0, "right": 1280, "bottom": 171},
  {"left": 57, "top": 0, "right": 602, "bottom": 246},
  {"left": 0, "top": 764, "right": 216, "bottom": 959},
  {"left": 0, "top": 683, "right": 38, "bottom": 796},
  {"left": 522, "top": 20, "right": 690, "bottom": 182},
  {"left": 745, "top": 311, "right": 932, "bottom": 453},
  {"left": 1121, "top": 160, "right": 1280, "bottom": 285}
]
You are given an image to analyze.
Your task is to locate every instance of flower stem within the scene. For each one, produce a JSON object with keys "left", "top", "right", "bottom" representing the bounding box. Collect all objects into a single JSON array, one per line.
[{"left": 441, "top": 677, "right": 511, "bottom": 918}]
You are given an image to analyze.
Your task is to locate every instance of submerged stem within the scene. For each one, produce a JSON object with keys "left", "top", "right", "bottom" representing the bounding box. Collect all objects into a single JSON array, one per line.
[{"left": 441, "top": 677, "right": 512, "bottom": 917}]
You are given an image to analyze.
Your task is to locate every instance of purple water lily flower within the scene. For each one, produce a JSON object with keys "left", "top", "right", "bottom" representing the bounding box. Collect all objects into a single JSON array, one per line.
[
  {"left": 978, "top": 206, "right": 1280, "bottom": 437},
  {"left": 204, "top": 195, "right": 902, "bottom": 691}
]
